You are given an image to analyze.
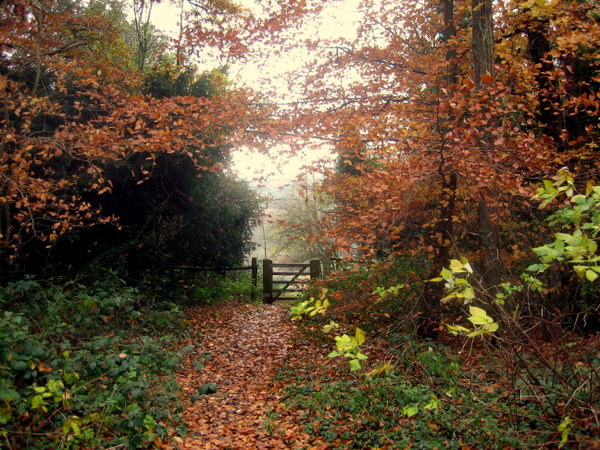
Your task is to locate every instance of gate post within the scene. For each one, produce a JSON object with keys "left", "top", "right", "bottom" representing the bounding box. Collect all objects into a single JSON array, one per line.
[
  {"left": 310, "top": 260, "right": 322, "bottom": 280},
  {"left": 263, "top": 259, "right": 273, "bottom": 303},
  {"left": 251, "top": 257, "right": 258, "bottom": 302}
]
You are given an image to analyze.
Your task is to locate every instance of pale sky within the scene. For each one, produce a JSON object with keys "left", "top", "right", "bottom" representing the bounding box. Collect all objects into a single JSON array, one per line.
[{"left": 146, "top": 0, "right": 362, "bottom": 194}]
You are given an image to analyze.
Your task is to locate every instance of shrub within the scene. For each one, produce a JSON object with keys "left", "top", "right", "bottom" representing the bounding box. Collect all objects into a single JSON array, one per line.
[{"left": 0, "top": 277, "right": 187, "bottom": 448}]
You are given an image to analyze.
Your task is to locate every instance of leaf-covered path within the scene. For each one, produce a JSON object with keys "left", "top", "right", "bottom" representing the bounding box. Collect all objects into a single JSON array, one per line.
[{"left": 174, "top": 301, "right": 314, "bottom": 449}]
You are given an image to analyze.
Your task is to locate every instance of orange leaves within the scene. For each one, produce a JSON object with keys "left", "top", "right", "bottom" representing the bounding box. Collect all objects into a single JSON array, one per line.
[
  {"left": 174, "top": 301, "right": 315, "bottom": 448},
  {"left": 480, "top": 72, "right": 494, "bottom": 84},
  {"left": 461, "top": 77, "right": 475, "bottom": 92}
]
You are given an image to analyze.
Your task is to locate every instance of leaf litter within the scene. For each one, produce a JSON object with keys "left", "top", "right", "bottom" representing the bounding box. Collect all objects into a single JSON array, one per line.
[{"left": 170, "top": 300, "right": 318, "bottom": 449}]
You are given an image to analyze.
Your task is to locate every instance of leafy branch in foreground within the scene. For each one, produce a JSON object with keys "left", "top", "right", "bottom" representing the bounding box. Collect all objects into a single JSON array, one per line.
[
  {"left": 428, "top": 172, "right": 599, "bottom": 338},
  {"left": 528, "top": 170, "right": 600, "bottom": 282},
  {"left": 290, "top": 288, "right": 368, "bottom": 371},
  {"left": 326, "top": 327, "right": 368, "bottom": 371}
]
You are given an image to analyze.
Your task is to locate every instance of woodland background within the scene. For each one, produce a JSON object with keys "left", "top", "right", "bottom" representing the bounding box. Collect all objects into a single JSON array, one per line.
[{"left": 0, "top": 0, "right": 598, "bottom": 447}]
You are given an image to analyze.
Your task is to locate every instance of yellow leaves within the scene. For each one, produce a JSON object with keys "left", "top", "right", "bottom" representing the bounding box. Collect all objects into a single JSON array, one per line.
[
  {"left": 445, "top": 306, "right": 499, "bottom": 337},
  {"left": 449, "top": 258, "right": 473, "bottom": 274},
  {"left": 366, "top": 362, "right": 393, "bottom": 377},
  {"left": 520, "top": 0, "right": 557, "bottom": 21},
  {"left": 354, "top": 327, "right": 366, "bottom": 346}
]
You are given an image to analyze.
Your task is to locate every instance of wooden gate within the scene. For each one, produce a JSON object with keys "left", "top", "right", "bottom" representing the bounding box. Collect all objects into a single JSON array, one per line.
[{"left": 262, "top": 259, "right": 321, "bottom": 303}]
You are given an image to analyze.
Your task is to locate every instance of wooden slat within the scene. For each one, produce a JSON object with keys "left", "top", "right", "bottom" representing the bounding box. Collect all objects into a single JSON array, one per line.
[
  {"left": 273, "top": 265, "right": 308, "bottom": 300},
  {"left": 272, "top": 263, "right": 310, "bottom": 268},
  {"left": 273, "top": 271, "right": 310, "bottom": 276},
  {"left": 178, "top": 265, "right": 254, "bottom": 271}
]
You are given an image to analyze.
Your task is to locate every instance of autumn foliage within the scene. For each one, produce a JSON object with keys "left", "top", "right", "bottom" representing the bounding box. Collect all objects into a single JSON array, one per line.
[
  {"left": 0, "top": 0, "right": 272, "bottom": 278},
  {"left": 0, "top": 0, "right": 599, "bottom": 447},
  {"left": 251, "top": 0, "right": 599, "bottom": 331}
]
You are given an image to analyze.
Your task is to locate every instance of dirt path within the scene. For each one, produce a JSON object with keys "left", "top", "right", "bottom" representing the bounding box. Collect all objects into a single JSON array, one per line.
[{"left": 175, "top": 301, "right": 312, "bottom": 449}]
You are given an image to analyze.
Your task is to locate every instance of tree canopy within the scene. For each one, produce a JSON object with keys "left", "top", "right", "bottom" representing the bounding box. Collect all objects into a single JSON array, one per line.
[
  {"left": 247, "top": 0, "right": 599, "bottom": 334},
  {"left": 0, "top": 0, "right": 263, "bottom": 279}
]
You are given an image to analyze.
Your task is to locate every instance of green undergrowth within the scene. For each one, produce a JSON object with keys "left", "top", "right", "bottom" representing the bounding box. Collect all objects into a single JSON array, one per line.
[
  {"left": 0, "top": 275, "right": 192, "bottom": 448},
  {"left": 276, "top": 309, "right": 599, "bottom": 448},
  {"left": 187, "top": 271, "right": 259, "bottom": 304}
]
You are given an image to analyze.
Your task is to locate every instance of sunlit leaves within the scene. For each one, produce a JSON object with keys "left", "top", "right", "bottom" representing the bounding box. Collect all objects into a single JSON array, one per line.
[
  {"left": 465, "top": 306, "right": 498, "bottom": 336},
  {"left": 445, "top": 305, "right": 498, "bottom": 337},
  {"left": 289, "top": 288, "right": 330, "bottom": 320},
  {"left": 327, "top": 327, "right": 368, "bottom": 371},
  {"left": 322, "top": 320, "right": 339, "bottom": 333},
  {"left": 431, "top": 258, "right": 476, "bottom": 304},
  {"left": 366, "top": 362, "right": 393, "bottom": 377},
  {"left": 529, "top": 173, "right": 600, "bottom": 283},
  {"left": 373, "top": 283, "right": 405, "bottom": 303},
  {"left": 558, "top": 416, "right": 573, "bottom": 448}
]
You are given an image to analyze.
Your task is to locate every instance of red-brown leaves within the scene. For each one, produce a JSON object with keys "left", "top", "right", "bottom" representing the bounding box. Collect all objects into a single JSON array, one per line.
[
  {"left": 0, "top": 0, "right": 276, "bottom": 257},
  {"left": 173, "top": 301, "right": 317, "bottom": 449}
]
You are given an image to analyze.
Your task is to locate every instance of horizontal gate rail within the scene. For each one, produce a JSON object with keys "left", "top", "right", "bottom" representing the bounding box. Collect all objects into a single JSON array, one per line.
[
  {"left": 178, "top": 258, "right": 259, "bottom": 302},
  {"left": 273, "top": 264, "right": 307, "bottom": 301},
  {"left": 272, "top": 263, "right": 310, "bottom": 268},
  {"left": 274, "top": 271, "right": 310, "bottom": 276},
  {"left": 263, "top": 259, "right": 322, "bottom": 303}
]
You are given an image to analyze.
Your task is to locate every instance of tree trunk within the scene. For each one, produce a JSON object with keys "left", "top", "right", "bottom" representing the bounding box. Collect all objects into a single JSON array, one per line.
[
  {"left": 472, "top": 0, "right": 502, "bottom": 290},
  {"left": 418, "top": 0, "right": 458, "bottom": 339},
  {"left": 420, "top": 170, "right": 457, "bottom": 338},
  {"left": 477, "top": 190, "right": 502, "bottom": 288},
  {"left": 471, "top": 0, "right": 493, "bottom": 87},
  {"left": 527, "top": 23, "right": 564, "bottom": 146}
]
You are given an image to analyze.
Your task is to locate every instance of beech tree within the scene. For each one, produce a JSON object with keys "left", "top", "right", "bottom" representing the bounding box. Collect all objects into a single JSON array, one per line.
[
  {"left": 240, "top": 0, "right": 599, "bottom": 334},
  {"left": 0, "top": 0, "right": 267, "bottom": 275}
]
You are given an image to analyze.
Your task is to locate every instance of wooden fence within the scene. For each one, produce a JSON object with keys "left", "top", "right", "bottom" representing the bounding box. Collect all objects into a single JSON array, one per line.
[
  {"left": 179, "top": 257, "right": 259, "bottom": 302},
  {"left": 262, "top": 259, "right": 321, "bottom": 303},
  {"left": 181, "top": 257, "right": 334, "bottom": 303}
]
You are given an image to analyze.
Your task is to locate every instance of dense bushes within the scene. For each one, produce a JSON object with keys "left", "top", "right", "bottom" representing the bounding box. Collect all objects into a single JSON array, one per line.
[
  {"left": 0, "top": 276, "right": 190, "bottom": 448},
  {"left": 280, "top": 175, "right": 599, "bottom": 447},
  {"left": 277, "top": 333, "right": 599, "bottom": 448}
]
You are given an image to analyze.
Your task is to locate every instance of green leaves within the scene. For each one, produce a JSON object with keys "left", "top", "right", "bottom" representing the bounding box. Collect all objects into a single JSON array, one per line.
[
  {"left": 431, "top": 258, "right": 476, "bottom": 304},
  {"left": 402, "top": 404, "right": 419, "bottom": 417},
  {"left": 322, "top": 320, "right": 339, "bottom": 333},
  {"left": 465, "top": 306, "right": 498, "bottom": 337},
  {"left": 402, "top": 394, "right": 440, "bottom": 418},
  {"left": 372, "top": 284, "right": 405, "bottom": 302},
  {"left": 289, "top": 288, "right": 330, "bottom": 320},
  {"left": 62, "top": 416, "right": 82, "bottom": 436},
  {"left": 534, "top": 168, "right": 575, "bottom": 209},
  {"left": 529, "top": 172, "right": 599, "bottom": 283},
  {"left": 289, "top": 289, "right": 367, "bottom": 372},
  {"left": 445, "top": 306, "right": 498, "bottom": 337},
  {"left": 327, "top": 328, "right": 368, "bottom": 371},
  {"left": 558, "top": 416, "right": 572, "bottom": 448},
  {"left": 197, "top": 382, "right": 218, "bottom": 395},
  {"left": 431, "top": 259, "right": 499, "bottom": 337},
  {"left": 0, "top": 278, "right": 187, "bottom": 448}
]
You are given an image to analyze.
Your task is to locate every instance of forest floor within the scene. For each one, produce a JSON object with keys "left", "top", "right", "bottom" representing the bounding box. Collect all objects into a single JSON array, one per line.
[
  {"left": 166, "top": 299, "right": 600, "bottom": 449},
  {"left": 172, "top": 300, "right": 323, "bottom": 449}
]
